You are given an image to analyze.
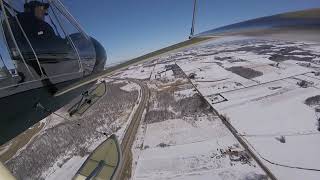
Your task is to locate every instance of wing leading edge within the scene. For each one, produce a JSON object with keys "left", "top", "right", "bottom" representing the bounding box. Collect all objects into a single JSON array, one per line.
[{"left": 196, "top": 8, "right": 320, "bottom": 41}]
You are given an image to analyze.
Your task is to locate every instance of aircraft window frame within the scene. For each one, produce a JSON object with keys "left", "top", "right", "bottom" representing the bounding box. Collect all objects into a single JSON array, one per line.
[
  {"left": 8, "top": 6, "right": 45, "bottom": 78},
  {"left": 0, "top": 0, "right": 89, "bottom": 89},
  {"left": 3, "top": 0, "right": 88, "bottom": 78},
  {"left": 53, "top": 0, "right": 90, "bottom": 41},
  {"left": 0, "top": 54, "right": 8, "bottom": 78},
  {"left": 0, "top": 1, "right": 35, "bottom": 79},
  {"left": 47, "top": 9, "right": 63, "bottom": 38},
  {"left": 49, "top": 2, "right": 83, "bottom": 73},
  {"left": 0, "top": 7, "right": 17, "bottom": 76}
]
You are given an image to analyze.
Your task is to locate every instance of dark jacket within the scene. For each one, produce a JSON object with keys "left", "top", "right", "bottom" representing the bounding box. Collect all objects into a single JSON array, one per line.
[
  {"left": 11, "top": 12, "right": 71, "bottom": 61},
  {"left": 17, "top": 12, "right": 57, "bottom": 41}
]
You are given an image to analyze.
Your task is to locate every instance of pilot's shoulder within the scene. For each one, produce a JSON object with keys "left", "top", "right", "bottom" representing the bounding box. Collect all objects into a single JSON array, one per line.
[
  {"left": 17, "top": 12, "right": 30, "bottom": 18},
  {"left": 17, "top": 12, "right": 33, "bottom": 22},
  {"left": 41, "top": 20, "right": 53, "bottom": 29}
]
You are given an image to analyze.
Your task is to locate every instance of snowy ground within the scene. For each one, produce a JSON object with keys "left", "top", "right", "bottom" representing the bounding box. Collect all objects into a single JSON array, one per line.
[
  {"left": 124, "top": 60, "right": 268, "bottom": 180},
  {"left": 4, "top": 37, "right": 320, "bottom": 179},
  {"left": 177, "top": 37, "right": 320, "bottom": 179},
  {"left": 133, "top": 118, "right": 267, "bottom": 180}
]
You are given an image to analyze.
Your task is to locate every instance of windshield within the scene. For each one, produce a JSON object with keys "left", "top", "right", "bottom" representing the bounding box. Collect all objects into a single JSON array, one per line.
[{"left": 0, "top": 0, "right": 95, "bottom": 90}]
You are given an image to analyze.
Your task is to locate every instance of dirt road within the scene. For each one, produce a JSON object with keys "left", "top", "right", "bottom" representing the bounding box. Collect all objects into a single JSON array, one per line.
[{"left": 116, "top": 79, "right": 149, "bottom": 180}]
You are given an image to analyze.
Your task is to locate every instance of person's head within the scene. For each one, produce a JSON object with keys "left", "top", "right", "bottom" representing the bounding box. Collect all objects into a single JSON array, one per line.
[{"left": 24, "top": 1, "right": 49, "bottom": 20}]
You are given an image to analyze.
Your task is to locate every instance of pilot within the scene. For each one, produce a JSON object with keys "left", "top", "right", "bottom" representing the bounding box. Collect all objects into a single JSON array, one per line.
[
  {"left": 17, "top": 1, "right": 57, "bottom": 42},
  {"left": 9, "top": 1, "right": 60, "bottom": 93}
]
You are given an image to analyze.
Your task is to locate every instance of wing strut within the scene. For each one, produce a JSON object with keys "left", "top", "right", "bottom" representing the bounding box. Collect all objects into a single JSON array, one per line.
[{"left": 190, "top": 0, "right": 198, "bottom": 39}]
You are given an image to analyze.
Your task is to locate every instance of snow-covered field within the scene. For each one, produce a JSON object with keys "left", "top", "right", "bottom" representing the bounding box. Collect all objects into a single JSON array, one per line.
[
  {"left": 133, "top": 118, "right": 267, "bottom": 180},
  {"left": 4, "top": 36, "right": 320, "bottom": 180},
  {"left": 115, "top": 64, "right": 155, "bottom": 80},
  {"left": 177, "top": 37, "right": 320, "bottom": 179},
  {"left": 127, "top": 60, "right": 268, "bottom": 180}
]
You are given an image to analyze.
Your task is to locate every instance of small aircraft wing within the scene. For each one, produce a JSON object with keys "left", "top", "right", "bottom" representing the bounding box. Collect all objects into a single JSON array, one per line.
[
  {"left": 0, "top": 162, "right": 16, "bottom": 180},
  {"left": 54, "top": 8, "right": 320, "bottom": 97},
  {"left": 196, "top": 8, "right": 320, "bottom": 42},
  {"left": 73, "top": 134, "right": 121, "bottom": 180}
]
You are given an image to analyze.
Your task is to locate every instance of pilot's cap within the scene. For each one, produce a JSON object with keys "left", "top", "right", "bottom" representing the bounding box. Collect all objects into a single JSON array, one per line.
[{"left": 24, "top": 1, "right": 50, "bottom": 11}]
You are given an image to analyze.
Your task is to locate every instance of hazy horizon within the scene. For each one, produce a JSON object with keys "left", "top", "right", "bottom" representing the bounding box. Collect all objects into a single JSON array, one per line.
[{"left": 63, "top": 0, "right": 320, "bottom": 64}]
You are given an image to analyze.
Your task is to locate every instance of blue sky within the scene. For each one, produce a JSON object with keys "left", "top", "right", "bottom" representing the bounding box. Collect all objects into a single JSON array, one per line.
[{"left": 62, "top": 0, "right": 320, "bottom": 64}]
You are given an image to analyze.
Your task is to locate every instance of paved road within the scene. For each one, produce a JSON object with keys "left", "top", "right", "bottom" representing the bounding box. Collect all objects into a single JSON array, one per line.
[{"left": 116, "top": 79, "right": 150, "bottom": 180}]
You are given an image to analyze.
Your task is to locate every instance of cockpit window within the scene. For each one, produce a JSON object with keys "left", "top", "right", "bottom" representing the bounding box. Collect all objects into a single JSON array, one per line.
[
  {"left": 0, "top": 52, "right": 10, "bottom": 79},
  {"left": 1, "top": 0, "right": 87, "bottom": 84},
  {"left": 0, "top": 0, "right": 95, "bottom": 91},
  {"left": 0, "top": 9, "right": 16, "bottom": 72},
  {"left": 0, "top": 2, "right": 22, "bottom": 87},
  {"left": 49, "top": 1, "right": 96, "bottom": 75}
]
